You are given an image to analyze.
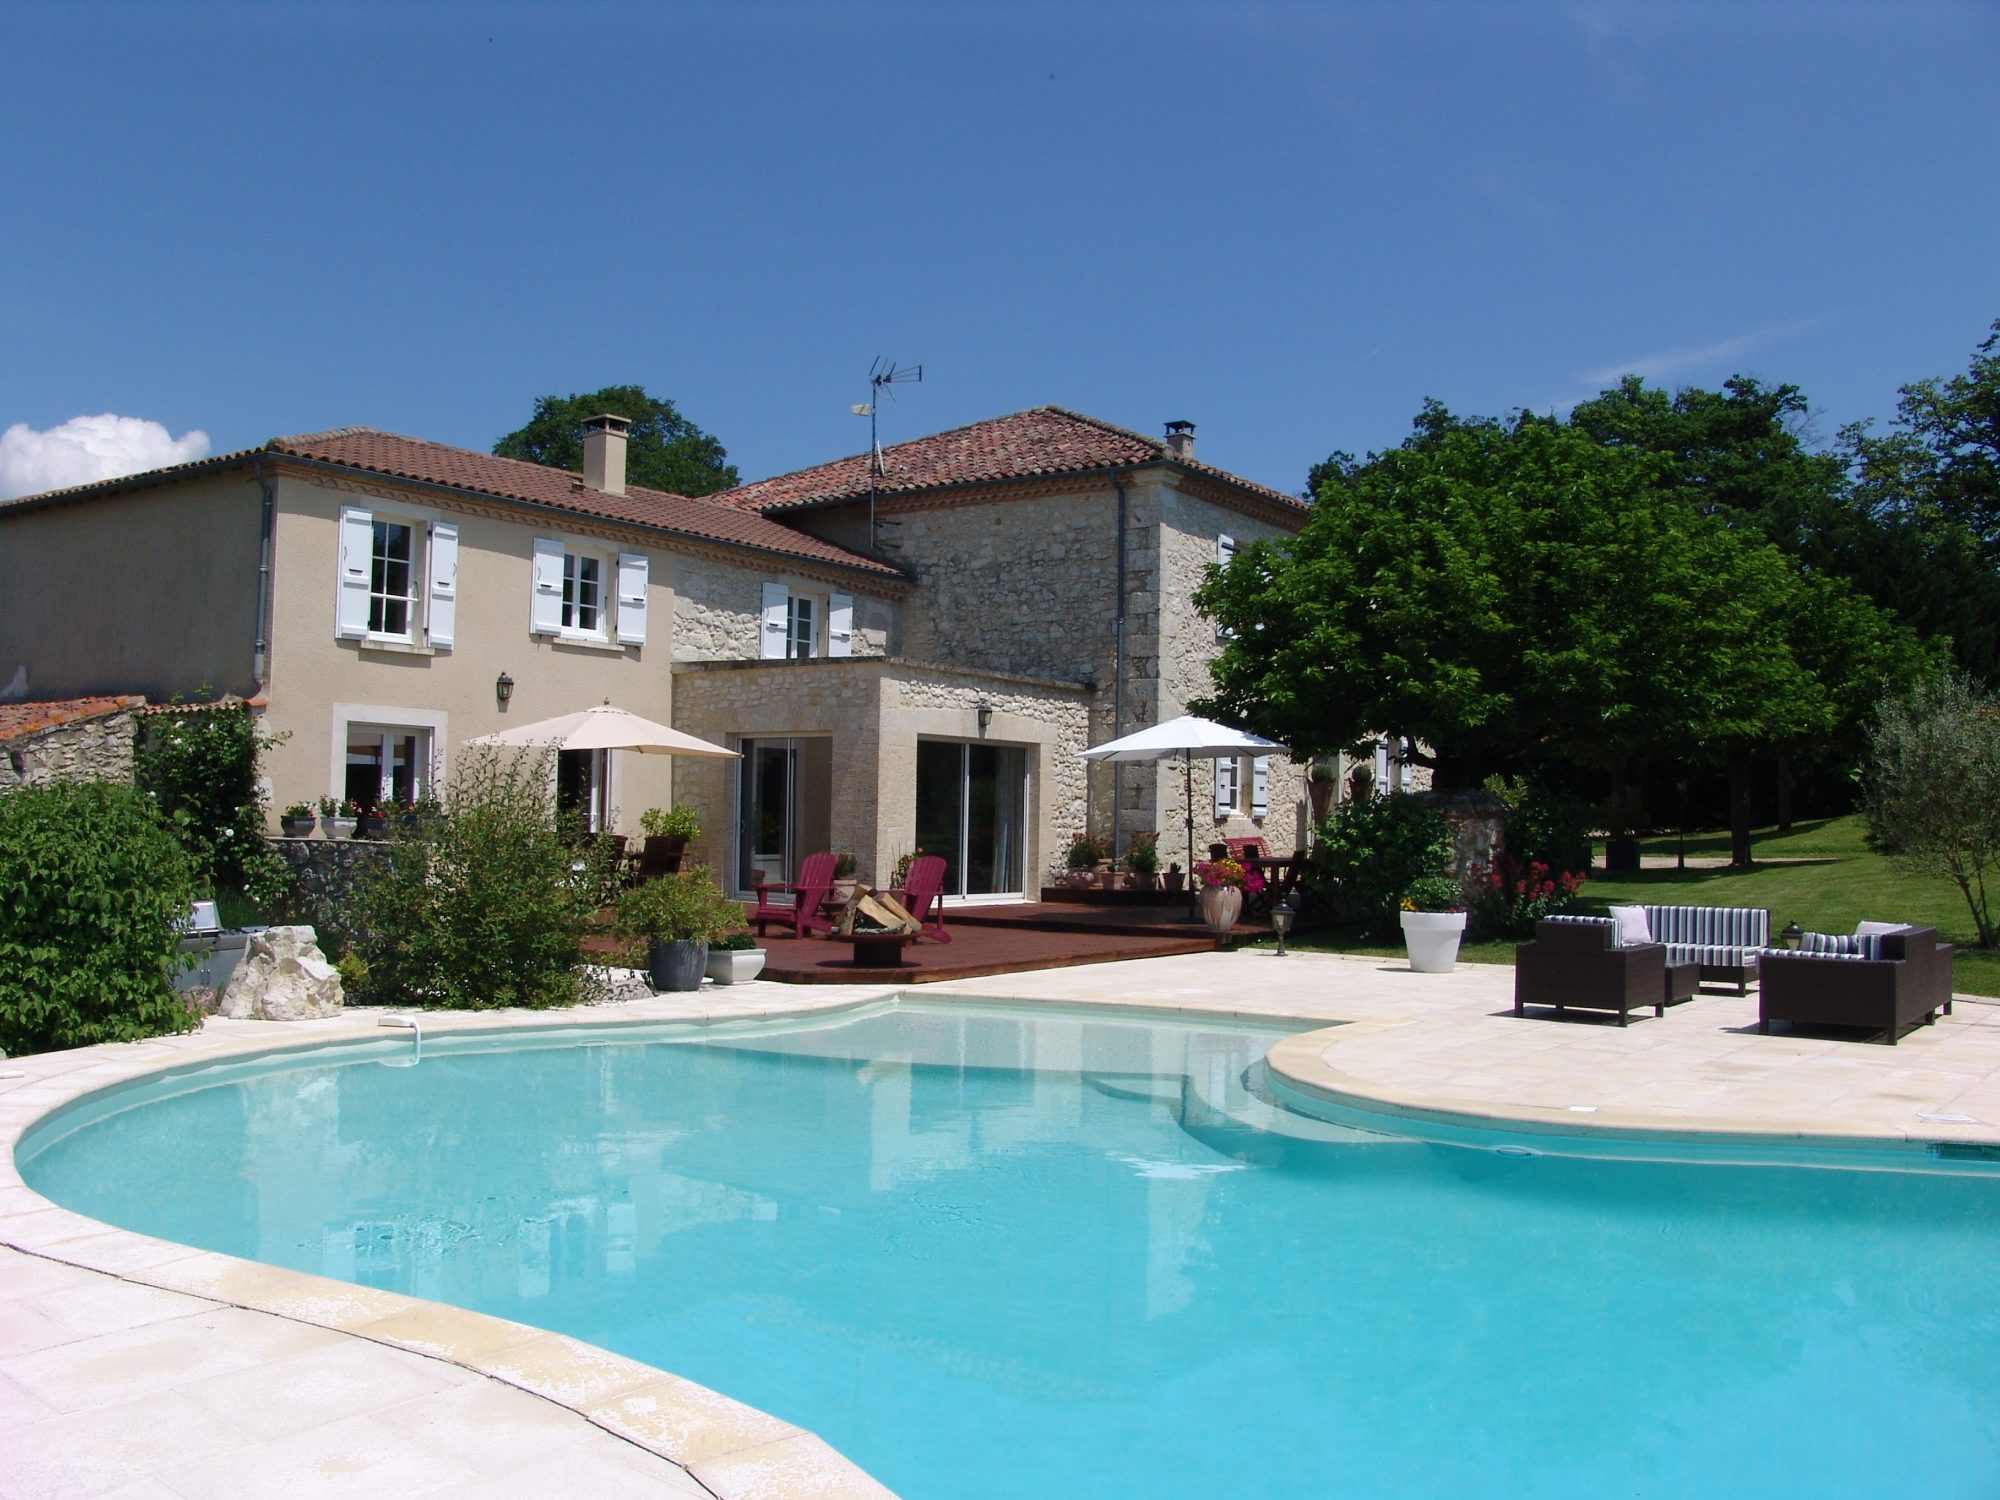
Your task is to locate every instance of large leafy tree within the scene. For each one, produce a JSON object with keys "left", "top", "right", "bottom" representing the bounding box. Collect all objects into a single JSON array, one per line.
[
  {"left": 1201, "top": 401, "right": 1913, "bottom": 861},
  {"left": 494, "top": 384, "right": 739, "bottom": 497}
]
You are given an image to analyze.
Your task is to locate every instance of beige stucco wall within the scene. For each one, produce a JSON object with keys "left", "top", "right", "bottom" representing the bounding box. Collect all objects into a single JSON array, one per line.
[
  {"left": 0, "top": 475, "right": 262, "bottom": 702},
  {"left": 671, "top": 658, "right": 1087, "bottom": 894},
  {"left": 259, "top": 471, "right": 679, "bottom": 834}
]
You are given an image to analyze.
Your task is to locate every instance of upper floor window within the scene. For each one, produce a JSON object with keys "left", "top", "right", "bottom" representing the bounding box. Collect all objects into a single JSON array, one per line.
[
  {"left": 337, "top": 506, "right": 456, "bottom": 649},
  {"left": 370, "top": 521, "right": 415, "bottom": 637},
  {"left": 761, "top": 582, "right": 853, "bottom": 660},
  {"left": 1214, "top": 754, "right": 1270, "bottom": 821},
  {"left": 562, "top": 552, "right": 603, "bottom": 635},
  {"left": 533, "top": 538, "right": 648, "bottom": 646}
]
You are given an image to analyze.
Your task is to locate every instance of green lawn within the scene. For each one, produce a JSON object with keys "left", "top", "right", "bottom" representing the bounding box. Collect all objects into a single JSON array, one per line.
[{"left": 1280, "top": 814, "right": 2000, "bottom": 997}]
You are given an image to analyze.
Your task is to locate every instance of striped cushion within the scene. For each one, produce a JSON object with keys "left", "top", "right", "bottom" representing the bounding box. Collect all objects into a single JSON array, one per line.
[
  {"left": 1544, "top": 915, "right": 1615, "bottom": 930},
  {"left": 1760, "top": 946, "right": 1873, "bottom": 963},
  {"left": 1642, "top": 905, "right": 1769, "bottom": 964},
  {"left": 1799, "top": 931, "right": 1884, "bottom": 960}
]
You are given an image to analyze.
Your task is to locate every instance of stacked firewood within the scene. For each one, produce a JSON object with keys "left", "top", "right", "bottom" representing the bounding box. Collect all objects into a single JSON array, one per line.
[{"left": 832, "top": 884, "right": 920, "bottom": 938}]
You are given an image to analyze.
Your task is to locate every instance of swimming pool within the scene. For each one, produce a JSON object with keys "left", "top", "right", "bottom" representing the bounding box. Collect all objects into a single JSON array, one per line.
[{"left": 19, "top": 999, "right": 2000, "bottom": 1498}]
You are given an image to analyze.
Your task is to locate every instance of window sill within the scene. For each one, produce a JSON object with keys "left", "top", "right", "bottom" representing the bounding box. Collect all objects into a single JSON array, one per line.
[
  {"left": 540, "top": 632, "right": 630, "bottom": 656},
  {"left": 353, "top": 636, "right": 436, "bottom": 658}
]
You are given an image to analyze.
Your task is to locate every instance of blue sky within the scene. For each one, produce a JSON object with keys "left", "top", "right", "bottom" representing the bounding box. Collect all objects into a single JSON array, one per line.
[{"left": 2, "top": 1, "right": 1995, "bottom": 499}]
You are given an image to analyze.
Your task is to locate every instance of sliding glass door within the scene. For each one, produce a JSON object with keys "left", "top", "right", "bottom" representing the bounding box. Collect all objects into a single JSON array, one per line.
[
  {"left": 915, "top": 739, "right": 1027, "bottom": 900},
  {"left": 736, "top": 737, "right": 832, "bottom": 892}
]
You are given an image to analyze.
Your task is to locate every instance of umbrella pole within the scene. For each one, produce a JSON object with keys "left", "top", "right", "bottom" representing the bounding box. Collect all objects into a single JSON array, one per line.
[{"left": 1183, "top": 751, "right": 1200, "bottom": 923}]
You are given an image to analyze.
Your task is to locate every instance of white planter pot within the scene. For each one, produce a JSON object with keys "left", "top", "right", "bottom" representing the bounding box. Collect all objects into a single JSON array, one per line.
[
  {"left": 705, "top": 948, "right": 768, "bottom": 985},
  {"left": 1400, "top": 909, "right": 1467, "bottom": 973}
]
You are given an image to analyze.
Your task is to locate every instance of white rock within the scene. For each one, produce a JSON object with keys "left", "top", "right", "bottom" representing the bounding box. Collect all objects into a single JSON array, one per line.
[{"left": 218, "top": 926, "right": 344, "bottom": 1021}]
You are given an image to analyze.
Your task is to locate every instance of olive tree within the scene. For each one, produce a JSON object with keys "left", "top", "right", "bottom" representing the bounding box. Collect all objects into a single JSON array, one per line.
[{"left": 1862, "top": 672, "right": 2000, "bottom": 949}]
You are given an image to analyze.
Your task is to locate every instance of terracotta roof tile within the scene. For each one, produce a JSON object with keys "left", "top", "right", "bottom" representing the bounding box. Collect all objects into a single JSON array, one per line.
[
  {"left": 0, "top": 696, "right": 145, "bottom": 743},
  {"left": 266, "top": 429, "right": 901, "bottom": 577},
  {"left": 718, "top": 406, "right": 1307, "bottom": 515}
]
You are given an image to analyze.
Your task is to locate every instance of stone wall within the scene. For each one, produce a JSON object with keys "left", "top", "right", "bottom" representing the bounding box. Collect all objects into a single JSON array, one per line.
[
  {"left": 671, "top": 557, "right": 890, "bottom": 662},
  {"left": 0, "top": 706, "right": 139, "bottom": 791},
  {"left": 270, "top": 835, "right": 394, "bottom": 951}
]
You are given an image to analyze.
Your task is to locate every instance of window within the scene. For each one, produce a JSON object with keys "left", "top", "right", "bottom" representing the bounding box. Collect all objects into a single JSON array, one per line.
[
  {"left": 787, "top": 594, "right": 816, "bottom": 659},
  {"left": 534, "top": 540, "right": 647, "bottom": 644},
  {"left": 1213, "top": 754, "right": 1270, "bottom": 820},
  {"left": 345, "top": 724, "right": 431, "bottom": 812},
  {"left": 761, "top": 582, "right": 853, "bottom": 660},
  {"left": 562, "top": 552, "right": 602, "bottom": 634},
  {"left": 369, "top": 521, "right": 414, "bottom": 637},
  {"left": 337, "top": 508, "right": 457, "bottom": 647},
  {"left": 557, "top": 748, "right": 611, "bottom": 832}
]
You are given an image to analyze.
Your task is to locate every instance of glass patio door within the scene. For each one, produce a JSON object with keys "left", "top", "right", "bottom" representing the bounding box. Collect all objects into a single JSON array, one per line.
[
  {"left": 915, "top": 740, "right": 1027, "bottom": 900},
  {"left": 736, "top": 737, "right": 832, "bottom": 893}
]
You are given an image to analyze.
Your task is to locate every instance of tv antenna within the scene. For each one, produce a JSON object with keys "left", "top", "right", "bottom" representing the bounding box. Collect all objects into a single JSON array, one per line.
[{"left": 853, "top": 357, "right": 921, "bottom": 553}]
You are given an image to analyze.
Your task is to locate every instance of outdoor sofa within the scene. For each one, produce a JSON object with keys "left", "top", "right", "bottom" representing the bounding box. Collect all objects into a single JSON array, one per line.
[
  {"left": 1757, "top": 925, "right": 1956, "bottom": 1045},
  {"left": 1513, "top": 915, "right": 1700, "bottom": 1027},
  {"left": 1634, "top": 904, "right": 1771, "bottom": 994}
]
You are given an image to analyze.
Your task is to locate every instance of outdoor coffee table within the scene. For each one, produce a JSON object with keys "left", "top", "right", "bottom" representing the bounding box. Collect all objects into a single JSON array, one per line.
[{"left": 1665, "top": 961, "right": 1702, "bottom": 1007}]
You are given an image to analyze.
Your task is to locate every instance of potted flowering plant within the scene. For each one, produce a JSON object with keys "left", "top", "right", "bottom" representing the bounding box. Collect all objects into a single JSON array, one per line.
[
  {"left": 280, "top": 802, "right": 316, "bottom": 838},
  {"left": 316, "top": 795, "right": 359, "bottom": 840},
  {"left": 1124, "top": 831, "right": 1161, "bottom": 890},
  {"left": 1398, "top": 875, "right": 1466, "bottom": 973},
  {"left": 1064, "top": 831, "right": 1108, "bottom": 888},
  {"left": 1192, "top": 855, "right": 1265, "bottom": 932}
]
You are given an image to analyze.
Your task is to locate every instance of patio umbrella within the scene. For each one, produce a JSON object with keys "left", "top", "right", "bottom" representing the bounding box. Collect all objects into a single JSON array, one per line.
[
  {"left": 469, "top": 701, "right": 739, "bottom": 758},
  {"left": 1079, "top": 715, "right": 1287, "bottom": 920}
]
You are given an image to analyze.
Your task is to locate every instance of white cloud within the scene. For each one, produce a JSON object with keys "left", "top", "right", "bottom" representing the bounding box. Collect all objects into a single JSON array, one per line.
[
  {"left": 0, "top": 414, "right": 211, "bottom": 500},
  {"left": 1581, "top": 317, "right": 1823, "bottom": 389}
]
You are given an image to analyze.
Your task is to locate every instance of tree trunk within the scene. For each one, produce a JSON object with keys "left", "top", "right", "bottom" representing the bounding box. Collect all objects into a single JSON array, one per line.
[
  {"left": 1728, "top": 748, "right": 1754, "bottom": 867},
  {"left": 1777, "top": 753, "right": 1794, "bottom": 833}
]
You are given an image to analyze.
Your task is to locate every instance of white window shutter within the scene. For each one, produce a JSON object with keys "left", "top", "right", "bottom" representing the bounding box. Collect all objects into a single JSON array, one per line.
[
  {"left": 615, "top": 552, "right": 649, "bottom": 645},
  {"left": 335, "top": 506, "right": 373, "bottom": 640},
  {"left": 760, "top": 581, "right": 788, "bottom": 660},
  {"left": 1214, "top": 757, "right": 1236, "bottom": 819},
  {"left": 1375, "top": 738, "right": 1390, "bottom": 791},
  {"left": 827, "top": 592, "right": 853, "bottom": 657},
  {"left": 1216, "top": 534, "right": 1236, "bottom": 567},
  {"left": 1251, "top": 756, "right": 1269, "bottom": 819},
  {"left": 426, "top": 522, "right": 458, "bottom": 650},
  {"left": 531, "top": 538, "right": 564, "bottom": 635}
]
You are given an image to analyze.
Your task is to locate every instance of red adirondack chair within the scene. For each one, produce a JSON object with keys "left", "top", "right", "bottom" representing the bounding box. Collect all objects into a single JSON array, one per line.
[
  {"left": 887, "top": 854, "right": 952, "bottom": 944},
  {"left": 751, "top": 851, "right": 838, "bottom": 939}
]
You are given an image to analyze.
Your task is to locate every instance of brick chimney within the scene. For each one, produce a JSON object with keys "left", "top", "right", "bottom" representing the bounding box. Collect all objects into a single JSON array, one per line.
[
  {"left": 581, "top": 413, "right": 631, "bottom": 495},
  {"left": 1164, "top": 420, "right": 1195, "bottom": 460}
]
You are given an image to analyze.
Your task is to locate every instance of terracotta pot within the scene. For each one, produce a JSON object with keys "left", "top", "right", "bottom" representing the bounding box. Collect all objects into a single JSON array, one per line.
[{"left": 1199, "top": 885, "right": 1243, "bottom": 933}]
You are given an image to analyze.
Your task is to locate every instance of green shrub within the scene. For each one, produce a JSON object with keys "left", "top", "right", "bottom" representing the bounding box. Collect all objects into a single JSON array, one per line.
[
  {"left": 615, "top": 867, "right": 745, "bottom": 953},
  {"left": 1486, "top": 776, "right": 1595, "bottom": 875},
  {"left": 639, "top": 803, "right": 700, "bottom": 840},
  {"left": 351, "top": 748, "right": 614, "bottom": 1009},
  {"left": 1304, "top": 795, "right": 1455, "bottom": 939},
  {"left": 135, "top": 699, "right": 287, "bottom": 906},
  {"left": 0, "top": 783, "right": 196, "bottom": 1055}
]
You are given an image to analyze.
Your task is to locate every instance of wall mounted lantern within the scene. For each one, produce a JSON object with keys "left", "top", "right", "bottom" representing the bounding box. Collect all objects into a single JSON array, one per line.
[
  {"left": 976, "top": 701, "right": 993, "bottom": 735},
  {"left": 495, "top": 671, "right": 515, "bottom": 708}
]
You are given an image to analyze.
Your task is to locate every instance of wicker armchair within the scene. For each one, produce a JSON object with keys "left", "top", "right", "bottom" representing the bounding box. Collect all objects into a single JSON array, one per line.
[
  {"left": 1757, "top": 926, "right": 1955, "bottom": 1045},
  {"left": 1514, "top": 915, "right": 1674, "bottom": 1027}
]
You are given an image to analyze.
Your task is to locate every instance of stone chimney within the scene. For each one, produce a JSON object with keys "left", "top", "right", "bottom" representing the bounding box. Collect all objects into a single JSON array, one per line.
[
  {"left": 581, "top": 413, "right": 631, "bottom": 495},
  {"left": 1164, "top": 420, "right": 1195, "bottom": 460}
]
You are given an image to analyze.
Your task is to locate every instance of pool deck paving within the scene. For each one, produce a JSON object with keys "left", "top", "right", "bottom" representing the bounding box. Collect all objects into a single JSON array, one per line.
[{"left": 4, "top": 952, "right": 1997, "bottom": 1497}]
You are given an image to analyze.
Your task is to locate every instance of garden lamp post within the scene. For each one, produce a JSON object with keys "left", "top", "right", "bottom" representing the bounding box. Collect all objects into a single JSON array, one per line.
[
  {"left": 1781, "top": 920, "right": 1803, "bottom": 950},
  {"left": 1270, "top": 896, "right": 1296, "bottom": 957}
]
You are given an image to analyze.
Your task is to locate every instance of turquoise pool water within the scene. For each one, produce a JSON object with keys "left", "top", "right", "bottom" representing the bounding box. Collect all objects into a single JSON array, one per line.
[{"left": 19, "top": 1001, "right": 2000, "bottom": 1499}]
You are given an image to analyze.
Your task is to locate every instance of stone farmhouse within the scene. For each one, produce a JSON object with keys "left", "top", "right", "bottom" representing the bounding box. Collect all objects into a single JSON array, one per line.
[{"left": 0, "top": 406, "right": 1324, "bottom": 899}]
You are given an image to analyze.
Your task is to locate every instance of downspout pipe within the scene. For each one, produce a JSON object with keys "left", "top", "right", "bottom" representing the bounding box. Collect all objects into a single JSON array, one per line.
[{"left": 249, "top": 455, "right": 276, "bottom": 695}]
